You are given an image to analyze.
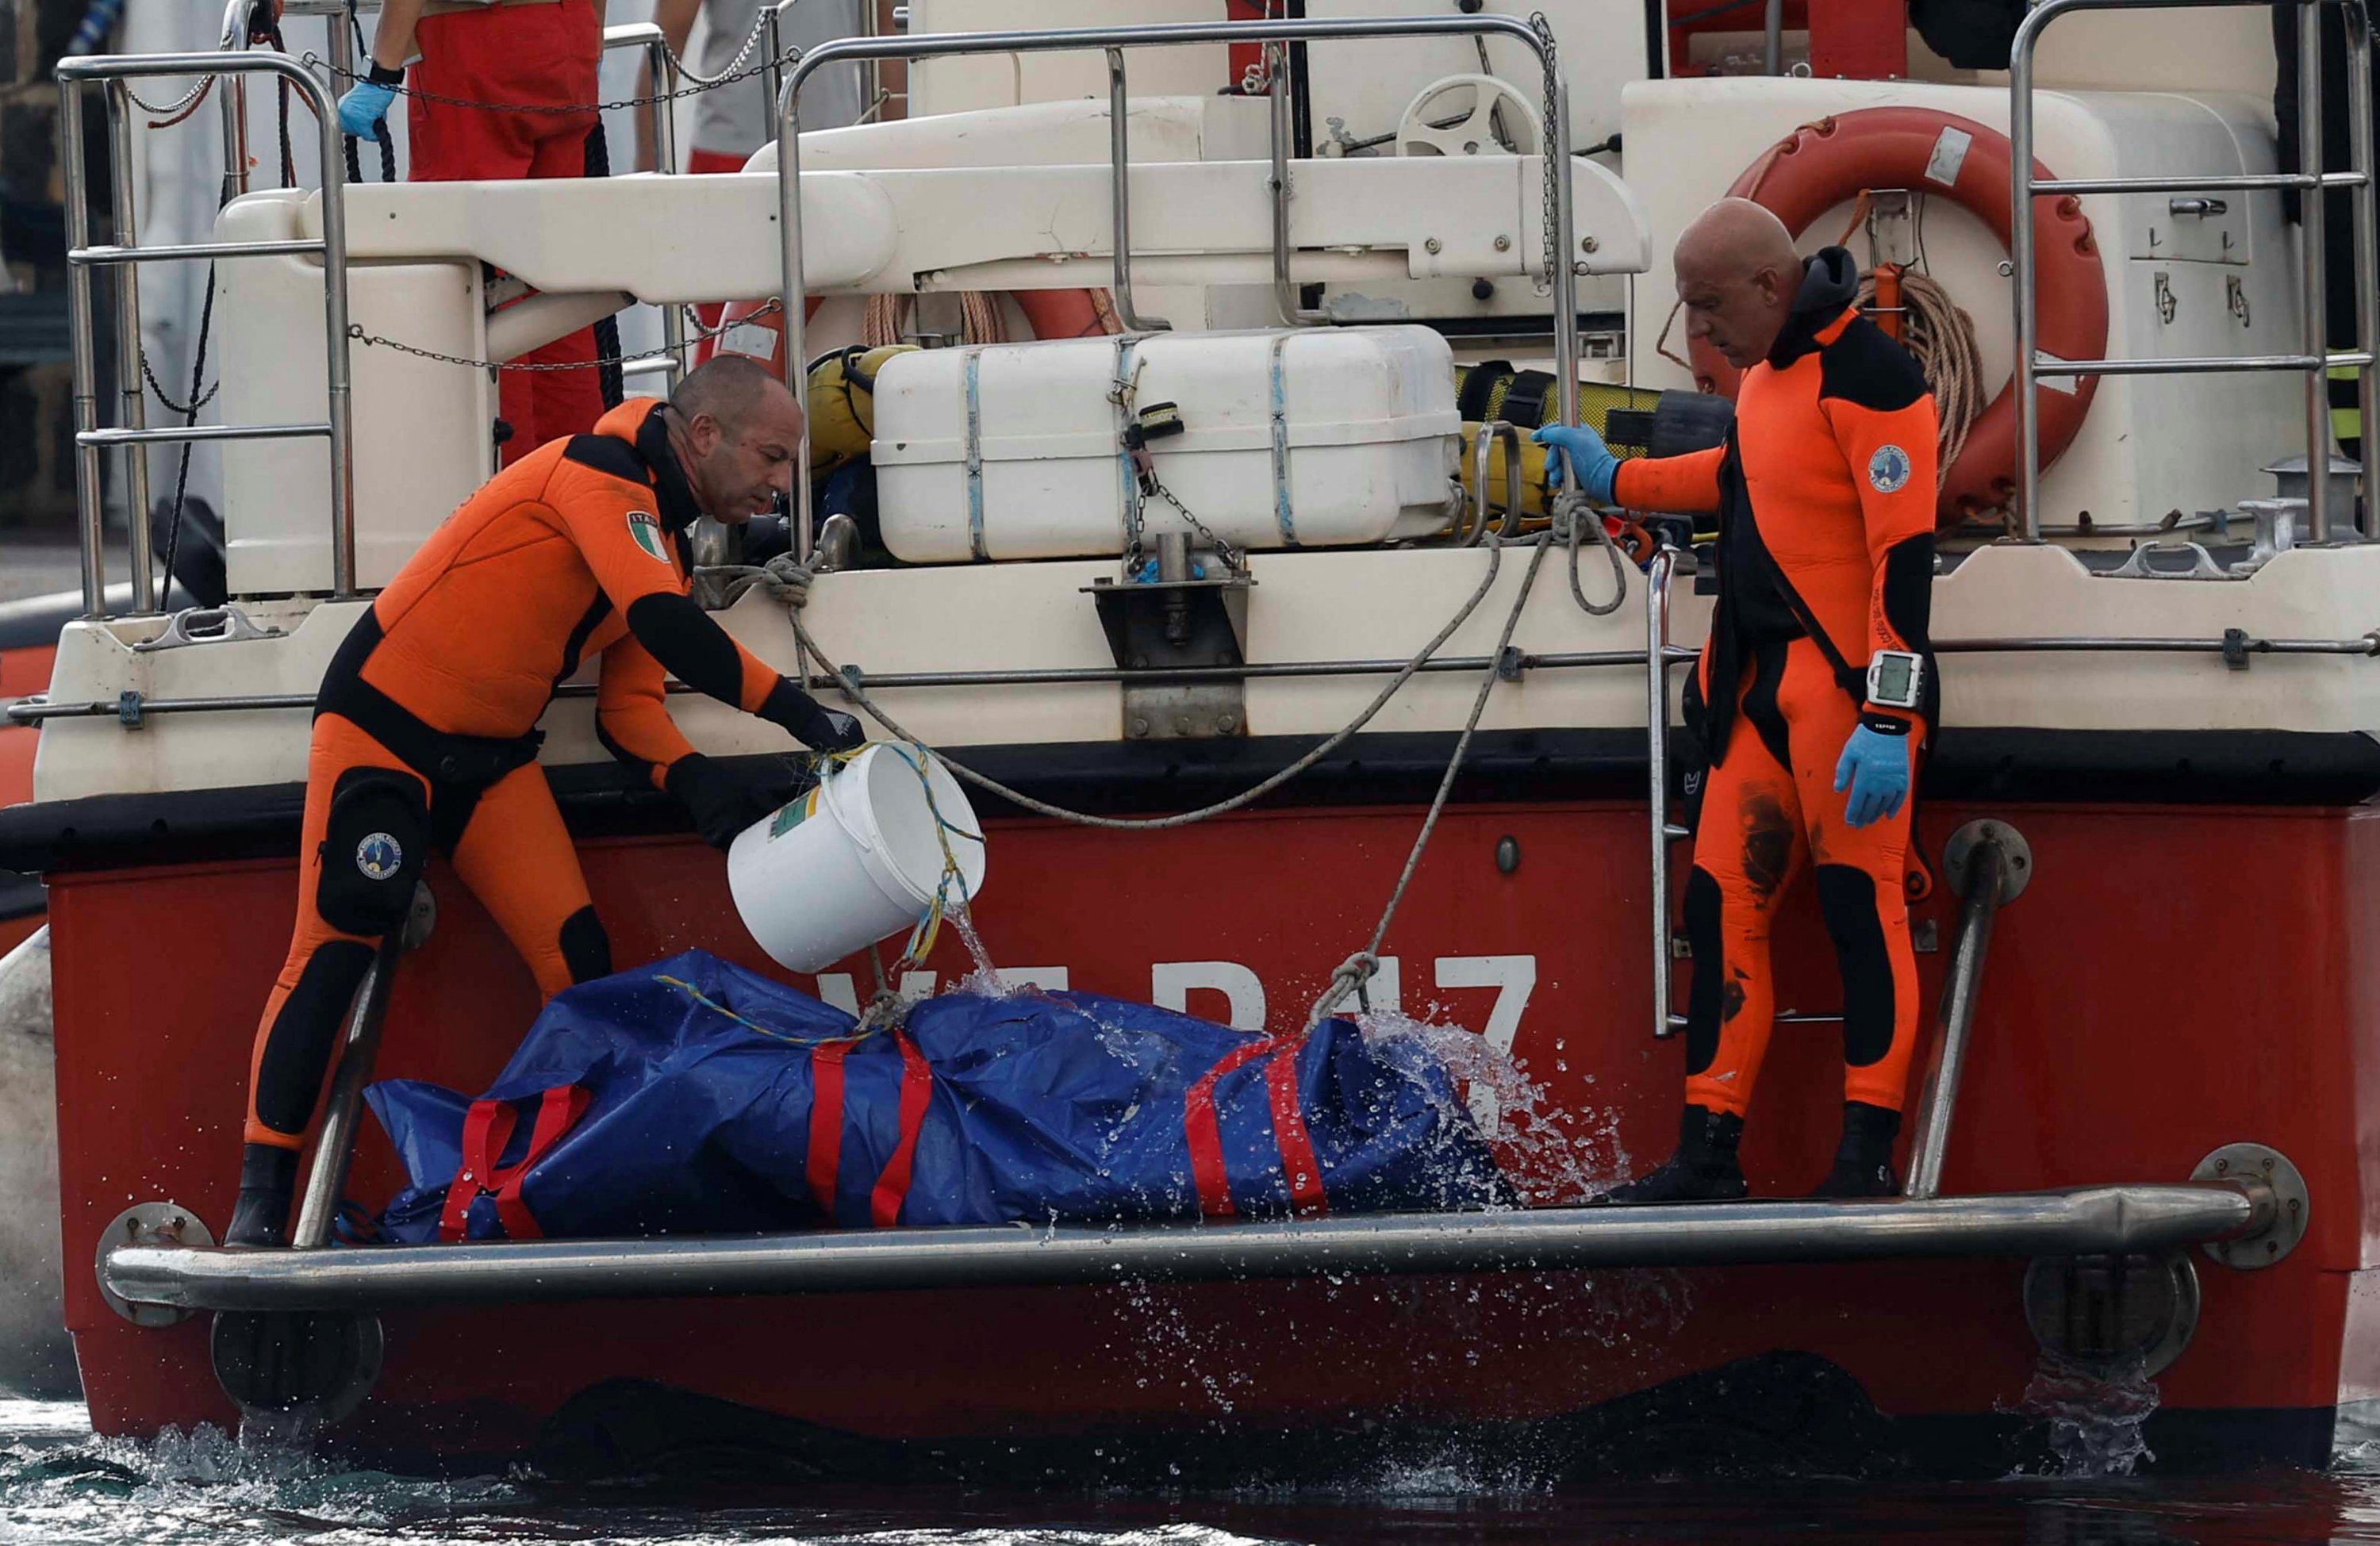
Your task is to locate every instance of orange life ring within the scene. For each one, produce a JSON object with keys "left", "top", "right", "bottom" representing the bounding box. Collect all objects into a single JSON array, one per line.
[
  {"left": 1685, "top": 107, "right": 2108, "bottom": 527},
  {"left": 694, "top": 289, "right": 1117, "bottom": 373}
]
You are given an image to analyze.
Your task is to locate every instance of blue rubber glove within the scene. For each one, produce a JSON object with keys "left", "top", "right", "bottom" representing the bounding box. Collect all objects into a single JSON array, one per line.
[
  {"left": 1833, "top": 725, "right": 1912, "bottom": 829},
  {"left": 1532, "top": 422, "right": 1620, "bottom": 504},
  {"left": 337, "top": 79, "right": 397, "bottom": 140}
]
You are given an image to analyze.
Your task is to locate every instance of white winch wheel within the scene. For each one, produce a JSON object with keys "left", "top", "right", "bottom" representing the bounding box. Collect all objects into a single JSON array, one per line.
[{"left": 1394, "top": 73, "right": 1545, "bottom": 159}]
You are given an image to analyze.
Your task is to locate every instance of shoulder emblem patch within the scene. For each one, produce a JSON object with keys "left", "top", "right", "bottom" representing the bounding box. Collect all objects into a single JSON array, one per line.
[
  {"left": 626, "top": 509, "right": 671, "bottom": 563},
  {"left": 1867, "top": 444, "right": 1913, "bottom": 495}
]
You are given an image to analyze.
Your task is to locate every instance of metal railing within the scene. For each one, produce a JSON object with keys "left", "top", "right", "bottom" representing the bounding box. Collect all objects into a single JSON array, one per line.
[
  {"left": 604, "top": 21, "right": 689, "bottom": 393},
  {"left": 60, "top": 49, "right": 356, "bottom": 617},
  {"left": 2010, "top": 0, "right": 2379, "bottom": 542},
  {"left": 774, "top": 13, "right": 1585, "bottom": 559},
  {"left": 13, "top": 625, "right": 2377, "bottom": 725}
]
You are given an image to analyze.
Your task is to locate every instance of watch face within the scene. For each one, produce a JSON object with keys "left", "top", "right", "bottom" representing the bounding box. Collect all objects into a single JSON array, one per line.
[{"left": 1873, "top": 654, "right": 1915, "bottom": 704}]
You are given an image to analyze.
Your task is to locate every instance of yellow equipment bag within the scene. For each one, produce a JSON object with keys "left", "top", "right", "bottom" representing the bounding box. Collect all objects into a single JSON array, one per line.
[{"left": 807, "top": 343, "right": 918, "bottom": 476}]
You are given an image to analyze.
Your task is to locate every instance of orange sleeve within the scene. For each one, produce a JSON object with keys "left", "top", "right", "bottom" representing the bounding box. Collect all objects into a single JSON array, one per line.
[
  {"left": 1613, "top": 447, "right": 1725, "bottom": 515},
  {"left": 595, "top": 635, "right": 699, "bottom": 790},
  {"left": 548, "top": 476, "right": 689, "bottom": 618},
  {"left": 1821, "top": 390, "right": 1939, "bottom": 725}
]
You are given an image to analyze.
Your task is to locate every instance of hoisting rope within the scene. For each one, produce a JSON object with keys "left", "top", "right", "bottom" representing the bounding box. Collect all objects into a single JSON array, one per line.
[{"left": 1303, "top": 528, "right": 1552, "bottom": 1032}]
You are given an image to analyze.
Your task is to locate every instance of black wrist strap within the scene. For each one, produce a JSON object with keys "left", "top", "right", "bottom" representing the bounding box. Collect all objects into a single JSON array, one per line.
[{"left": 366, "top": 61, "right": 405, "bottom": 86}]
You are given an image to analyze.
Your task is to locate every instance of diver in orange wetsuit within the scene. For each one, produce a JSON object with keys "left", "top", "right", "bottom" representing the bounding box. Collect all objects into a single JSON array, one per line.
[
  {"left": 225, "top": 355, "right": 864, "bottom": 1246},
  {"left": 1537, "top": 199, "right": 1940, "bottom": 1201}
]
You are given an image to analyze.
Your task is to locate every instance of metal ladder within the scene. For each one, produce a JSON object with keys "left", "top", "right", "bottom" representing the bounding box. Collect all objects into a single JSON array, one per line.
[
  {"left": 2011, "top": 0, "right": 2379, "bottom": 540},
  {"left": 60, "top": 1, "right": 703, "bottom": 622},
  {"left": 60, "top": 45, "right": 357, "bottom": 619}
]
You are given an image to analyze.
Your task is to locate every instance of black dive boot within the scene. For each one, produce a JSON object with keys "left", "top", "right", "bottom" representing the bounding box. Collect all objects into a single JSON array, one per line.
[
  {"left": 225, "top": 1143, "right": 298, "bottom": 1247},
  {"left": 1810, "top": 1102, "right": 1902, "bottom": 1199},
  {"left": 1595, "top": 1105, "right": 1748, "bottom": 1204}
]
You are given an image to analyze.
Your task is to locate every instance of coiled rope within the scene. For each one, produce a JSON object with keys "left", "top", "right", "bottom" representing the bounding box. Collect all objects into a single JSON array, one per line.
[{"left": 1855, "top": 267, "right": 1984, "bottom": 487}]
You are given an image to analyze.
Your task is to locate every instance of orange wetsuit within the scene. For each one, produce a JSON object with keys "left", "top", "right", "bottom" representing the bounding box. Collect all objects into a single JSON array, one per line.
[
  {"left": 1617, "top": 247, "right": 1940, "bottom": 1121},
  {"left": 244, "top": 398, "right": 830, "bottom": 1153}
]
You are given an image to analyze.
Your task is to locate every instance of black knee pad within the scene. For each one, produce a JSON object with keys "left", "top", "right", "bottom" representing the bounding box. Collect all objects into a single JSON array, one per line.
[
  {"left": 1814, "top": 864, "right": 1897, "bottom": 1068},
  {"left": 253, "top": 939, "right": 378, "bottom": 1137},
  {"left": 1682, "top": 866, "right": 1726, "bottom": 1076},
  {"left": 317, "top": 766, "right": 428, "bottom": 936},
  {"left": 559, "top": 905, "right": 612, "bottom": 985}
]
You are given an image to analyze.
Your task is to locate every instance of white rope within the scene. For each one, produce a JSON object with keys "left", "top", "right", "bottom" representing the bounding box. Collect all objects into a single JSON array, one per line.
[{"left": 788, "top": 535, "right": 1538, "bottom": 833}]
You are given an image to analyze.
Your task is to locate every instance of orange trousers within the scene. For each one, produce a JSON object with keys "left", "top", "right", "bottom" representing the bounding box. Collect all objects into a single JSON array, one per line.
[
  {"left": 243, "top": 712, "right": 606, "bottom": 1149},
  {"left": 1681, "top": 636, "right": 1921, "bottom": 1119},
  {"left": 410, "top": 0, "right": 606, "bottom": 462}
]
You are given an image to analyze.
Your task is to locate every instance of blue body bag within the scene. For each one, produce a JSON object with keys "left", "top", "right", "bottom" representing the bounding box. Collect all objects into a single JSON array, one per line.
[{"left": 366, "top": 950, "right": 1510, "bottom": 1242}]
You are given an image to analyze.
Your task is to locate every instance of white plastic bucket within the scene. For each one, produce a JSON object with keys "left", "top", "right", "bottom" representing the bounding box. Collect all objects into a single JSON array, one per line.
[{"left": 726, "top": 745, "right": 988, "bottom": 973}]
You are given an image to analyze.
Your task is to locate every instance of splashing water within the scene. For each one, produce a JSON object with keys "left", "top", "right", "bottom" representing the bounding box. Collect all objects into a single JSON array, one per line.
[
  {"left": 1351, "top": 1007, "right": 1625, "bottom": 1206},
  {"left": 2016, "top": 1352, "right": 2162, "bottom": 1478}
]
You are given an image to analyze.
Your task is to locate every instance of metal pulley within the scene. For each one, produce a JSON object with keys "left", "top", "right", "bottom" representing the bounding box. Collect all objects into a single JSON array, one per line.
[{"left": 1394, "top": 73, "right": 1544, "bottom": 158}]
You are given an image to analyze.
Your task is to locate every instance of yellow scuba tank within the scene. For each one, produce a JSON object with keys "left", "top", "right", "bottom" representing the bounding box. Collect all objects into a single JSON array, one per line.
[
  {"left": 807, "top": 343, "right": 917, "bottom": 476},
  {"left": 1455, "top": 377, "right": 1668, "bottom": 524}
]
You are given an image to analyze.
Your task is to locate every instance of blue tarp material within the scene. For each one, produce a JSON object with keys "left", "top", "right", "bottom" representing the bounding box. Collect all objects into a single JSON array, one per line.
[{"left": 367, "top": 949, "right": 1510, "bottom": 1242}]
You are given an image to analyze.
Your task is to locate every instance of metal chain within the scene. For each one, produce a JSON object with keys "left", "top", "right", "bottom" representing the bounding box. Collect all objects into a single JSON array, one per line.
[
  {"left": 306, "top": 44, "right": 786, "bottom": 116},
  {"left": 1144, "top": 479, "right": 1244, "bottom": 574},
  {"left": 657, "top": 2, "right": 775, "bottom": 89},
  {"left": 139, "top": 351, "right": 218, "bottom": 416},
  {"left": 347, "top": 299, "right": 781, "bottom": 373},
  {"left": 126, "top": 76, "right": 213, "bottom": 119},
  {"left": 1530, "top": 11, "right": 1560, "bottom": 298}
]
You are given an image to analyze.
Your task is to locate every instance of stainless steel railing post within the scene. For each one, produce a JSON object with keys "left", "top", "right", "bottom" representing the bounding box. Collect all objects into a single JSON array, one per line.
[
  {"left": 62, "top": 78, "right": 106, "bottom": 620},
  {"left": 2298, "top": 0, "right": 2332, "bottom": 542},
  {"left": 777, "top": 47, "right": 811, "bottom": 558},
  {"left": 2344, "top": 0, "right": 2378, "bottom": 532},
  {"left": 1645, "top": 545, "right": 1682, "bottom": 1042},
  {"left": 1550, "top": 67, "right": 1580, "bottom": 429},
  {"left": 649, "top": 36, "right": 686, "bottom": 393},
  {"left": 1269, "top": 42, "right": 1324, "bottom": 327},
  {"left": 310, "top": 69, "right": 358, "bottom": 595},
  {"left": 762, "top": 1, "right": 784, "bottom": 148},
  {"left": 1906, "top": 825, "right": 2025, "bottom": 1199},
  {"left": 105, "top": 82, "right": 155, "bottom": 614},
  {"left": 216, "top": 0, "right": 251, "bottom": 207},
  {"left": 2009, "top": 5, "right": 2046, "bottom": 540},
  {"left": 1107, "top": 48, "right": 1169, "bottom": 332}
]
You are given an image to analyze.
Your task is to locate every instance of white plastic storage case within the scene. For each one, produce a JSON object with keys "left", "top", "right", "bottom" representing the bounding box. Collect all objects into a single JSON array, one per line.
[{"left": 869, "top": 325, "right": 1461, "bottom": 562}]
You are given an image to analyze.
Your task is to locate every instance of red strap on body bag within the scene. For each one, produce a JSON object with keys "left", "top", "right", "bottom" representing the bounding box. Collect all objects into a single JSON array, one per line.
[{"left": 437, "top": 1084, "right": 592, "bottom": 1242}]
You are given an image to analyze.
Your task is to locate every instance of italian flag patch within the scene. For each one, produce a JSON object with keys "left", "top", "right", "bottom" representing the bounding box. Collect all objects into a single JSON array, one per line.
[{"left": 626, "top": 510, "right": 670, "bottom": 562}]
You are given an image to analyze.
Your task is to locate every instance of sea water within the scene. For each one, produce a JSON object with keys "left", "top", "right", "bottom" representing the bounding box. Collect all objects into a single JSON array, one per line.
[{"left": 8, "top": 1394, "right": 2380, "bottom": 1544}]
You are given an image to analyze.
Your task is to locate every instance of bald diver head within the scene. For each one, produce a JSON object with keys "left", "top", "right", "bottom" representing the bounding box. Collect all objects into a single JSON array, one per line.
[{"left": 662, "top": 355, "right": 807, "bottom": 526}]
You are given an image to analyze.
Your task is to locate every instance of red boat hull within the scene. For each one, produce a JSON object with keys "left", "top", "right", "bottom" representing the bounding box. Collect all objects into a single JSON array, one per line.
[{"left": 45, "top": 796, "right": 2380, "bottom": 1463}]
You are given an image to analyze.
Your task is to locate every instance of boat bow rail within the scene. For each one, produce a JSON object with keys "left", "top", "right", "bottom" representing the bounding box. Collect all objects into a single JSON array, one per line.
[{"left": 98, "top": 1172, "right": 2290, "bottom": 1317}]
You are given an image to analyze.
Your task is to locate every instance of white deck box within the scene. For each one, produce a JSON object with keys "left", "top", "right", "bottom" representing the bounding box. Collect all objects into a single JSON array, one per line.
[{"left": 869, "top": 325, "right": 1461, "bottom": 562}]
